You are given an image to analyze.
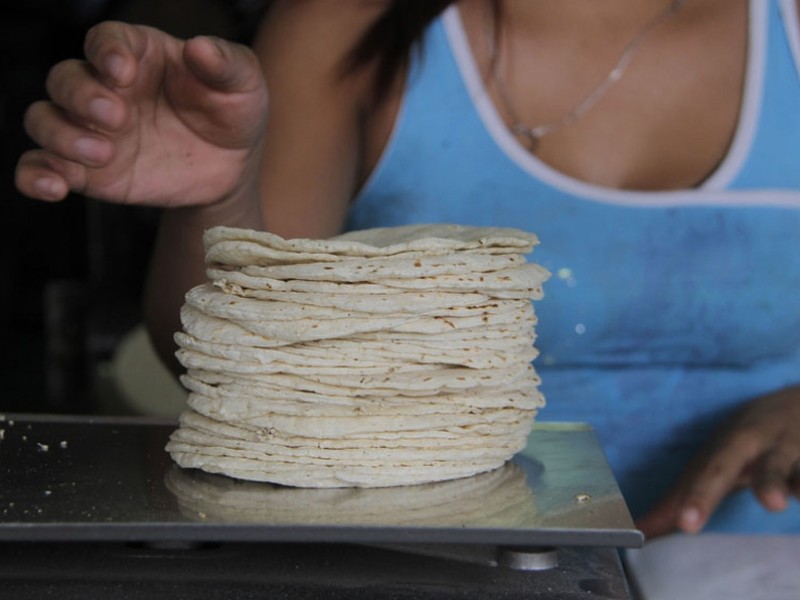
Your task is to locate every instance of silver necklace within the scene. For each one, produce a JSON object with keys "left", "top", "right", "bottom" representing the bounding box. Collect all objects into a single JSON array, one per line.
[{"left": 488, "top": 0, "right": 688, "bottom": 151}]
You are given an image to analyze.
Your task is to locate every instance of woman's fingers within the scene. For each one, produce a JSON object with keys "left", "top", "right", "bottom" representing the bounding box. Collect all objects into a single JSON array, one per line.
[
  {"left": 752, "top": 441, "right": 800, "bottom": 511},
  {"left": 638, "top": 388, "right": 800, "bottom": 540},
  {"left": 16, "top": 149, "right": 87, "bottom": 202},
  {"left": 19, "top": 27, "right": 138, "bottom": 203},
  {"left": 636, "top": 485, "right": 685, "bottom": 539},
  {"left": 83, "top": 21, "right": 149, "bottom": 88},
  {"left": 45, "top": 59, "right": 126, "bottom": 132},
  {"left": 23, "top": 101, "right": 114, "bottom": 168},
  {"left": 789, "top": 461, "right": 800, "bottom": 500},
  {"left": 676, "top": 430, "right": 762, "bottom": 533}
]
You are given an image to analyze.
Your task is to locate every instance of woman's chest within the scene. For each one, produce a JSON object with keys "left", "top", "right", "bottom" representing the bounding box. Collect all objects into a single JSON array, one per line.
[{"left": 360, "top": 0, "right": 749, "bottom": 194}]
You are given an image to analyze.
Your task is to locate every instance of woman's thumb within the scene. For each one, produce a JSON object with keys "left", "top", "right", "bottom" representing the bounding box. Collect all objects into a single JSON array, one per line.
[{"left": 183, "top": 36, "right": 263, "bottom": 93}]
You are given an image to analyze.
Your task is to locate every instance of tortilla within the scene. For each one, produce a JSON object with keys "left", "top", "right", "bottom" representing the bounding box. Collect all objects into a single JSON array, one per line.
[
  {"left": 166, "top": 224, "right": 550, "bottom": 488},
  {"left": 204, "top": 223, "right": 539, "bottom": 258}
]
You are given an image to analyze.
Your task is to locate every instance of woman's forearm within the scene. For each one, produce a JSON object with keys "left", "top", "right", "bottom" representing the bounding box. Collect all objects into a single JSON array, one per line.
[{"left": 143, "top": 190, "right": 263, "bottom": 374}]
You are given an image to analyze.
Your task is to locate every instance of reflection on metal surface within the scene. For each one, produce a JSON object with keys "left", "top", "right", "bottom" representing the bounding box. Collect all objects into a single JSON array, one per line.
[
  {"left": 0, "top": 415, "right": 643, "bottom": 547},
  {"left": 166, "top": 461, "right": 539, "bottom": 528},
  {"left": 497, "top": 546, "right": 560, "bottom": 571}
]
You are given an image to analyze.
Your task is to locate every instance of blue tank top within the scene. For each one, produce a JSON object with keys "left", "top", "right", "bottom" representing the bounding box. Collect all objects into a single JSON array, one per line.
[{"left": 347, "top": 0, "right": 800, "bottom": 533}]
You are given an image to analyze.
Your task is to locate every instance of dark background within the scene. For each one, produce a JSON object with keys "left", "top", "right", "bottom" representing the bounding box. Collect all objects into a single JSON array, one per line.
[{"left": 0, "top": 0, "right": 266, "bottom": 415}]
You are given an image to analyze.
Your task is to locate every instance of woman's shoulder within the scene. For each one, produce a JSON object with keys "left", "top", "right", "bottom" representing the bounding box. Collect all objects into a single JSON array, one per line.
[
  {"left": 250, "top": 1, "right": 397, "bottom": 239},
  {"left": 254, "top": 0, "right": 390, "bottom": 68},
  {"left": 253, "top": 0, "right": 393, "bottom": 107}
]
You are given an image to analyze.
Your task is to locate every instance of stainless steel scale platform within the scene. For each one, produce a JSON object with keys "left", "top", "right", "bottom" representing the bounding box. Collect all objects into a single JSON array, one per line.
[{"left": 0, "top": 414, "right": 643, "bottom": 599}]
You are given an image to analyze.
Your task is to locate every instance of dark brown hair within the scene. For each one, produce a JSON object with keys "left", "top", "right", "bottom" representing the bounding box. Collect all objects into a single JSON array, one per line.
[
  {"left": 344, "top": 0, "right": 504, "bottom": 104},
  {"left": 342, "top": 0, "right": 456, "bottom": 102}
]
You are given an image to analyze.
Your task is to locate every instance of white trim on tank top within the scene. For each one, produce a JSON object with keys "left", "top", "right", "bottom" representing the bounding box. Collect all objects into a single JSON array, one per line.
[
  {"left": 442, "top": 0, "right": 800, "bottom": 208},
  {"left": 779, "top": 0, "right": 800, "bottom": 78}
]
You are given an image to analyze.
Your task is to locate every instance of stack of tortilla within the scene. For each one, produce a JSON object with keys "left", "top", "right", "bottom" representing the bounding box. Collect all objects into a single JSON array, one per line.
[{"left": 166, "top": 224, "right": 550, "bottom": 488}]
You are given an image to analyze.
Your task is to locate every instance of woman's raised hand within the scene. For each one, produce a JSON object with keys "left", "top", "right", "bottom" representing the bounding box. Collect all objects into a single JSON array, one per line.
[{"left": 15, "top": 21, "right": 268, "bottom": 208}]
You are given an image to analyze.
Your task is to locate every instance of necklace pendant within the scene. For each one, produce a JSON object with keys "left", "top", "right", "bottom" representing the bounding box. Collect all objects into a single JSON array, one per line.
[
  {"left": 490, "top": 0, "right": 686, "bottom": 157},
  {"left": 512, "top": 125, "right": 541, "bottom": 152}
]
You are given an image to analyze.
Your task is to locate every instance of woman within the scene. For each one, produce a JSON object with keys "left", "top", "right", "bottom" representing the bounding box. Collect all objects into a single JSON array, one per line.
[{"left": 15, "top": 0, "right": 800, "bottom": 538}]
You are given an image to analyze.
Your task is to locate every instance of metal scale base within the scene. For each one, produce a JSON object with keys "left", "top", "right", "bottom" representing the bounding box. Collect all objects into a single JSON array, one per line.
[{"left": 0, "top": 415, "right": 643, "bottom": 599}]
